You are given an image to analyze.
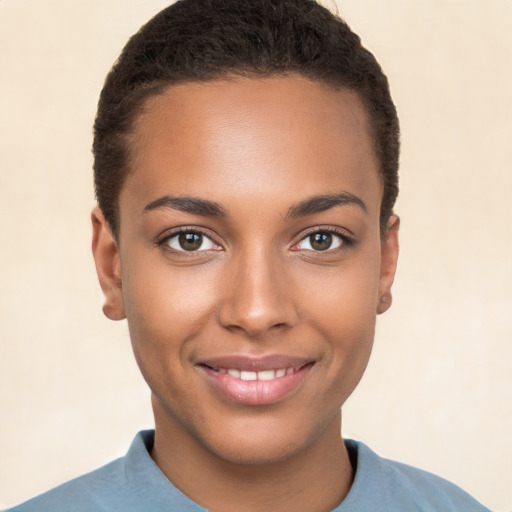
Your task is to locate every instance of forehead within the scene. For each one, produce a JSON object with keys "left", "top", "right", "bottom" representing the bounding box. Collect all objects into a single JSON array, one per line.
[{"left": 123, "top": 74, "right": 381, "bottom": 219}]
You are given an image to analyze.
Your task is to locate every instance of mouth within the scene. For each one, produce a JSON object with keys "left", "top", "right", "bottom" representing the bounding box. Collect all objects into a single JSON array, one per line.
[
  {"left": 197, "top": 356, "right": 314, "bottom": 405},
  {"left": 203, "top": 363, "right": 310, "bottom": 380}
]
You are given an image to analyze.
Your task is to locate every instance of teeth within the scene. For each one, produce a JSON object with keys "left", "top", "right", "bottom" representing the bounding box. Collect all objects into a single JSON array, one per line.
[
  {"left": 219, "top": 367, "right": 295, "bottom": 380},
  {"left": 257, "top": 370, "right": 276, "bottom": 381},
  {"left": 240, "top": 371, "right": 257, "bottom": 381}
]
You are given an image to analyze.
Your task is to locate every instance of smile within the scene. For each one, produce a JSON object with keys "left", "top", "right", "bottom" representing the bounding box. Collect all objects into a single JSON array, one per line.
[
  {"left": 197, "top": 356, "right": 314, "bottom": 405},
  {"left": 213, "top": 367, "right": 295, "bottom": 380}
]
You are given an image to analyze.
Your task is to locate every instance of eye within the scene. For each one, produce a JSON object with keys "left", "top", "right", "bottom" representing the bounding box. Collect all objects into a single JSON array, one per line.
[
  {"left": 164, "top": 230, "right": 219, "bottom": 252},
  {"left": 295, "top": 230, "right": 345, "bottom": 251}
]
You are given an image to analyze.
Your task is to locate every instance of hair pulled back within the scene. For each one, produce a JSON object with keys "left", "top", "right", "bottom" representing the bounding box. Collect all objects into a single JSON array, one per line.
[{"left": 93, "top": 0, "right": 399, "bottom": 236}]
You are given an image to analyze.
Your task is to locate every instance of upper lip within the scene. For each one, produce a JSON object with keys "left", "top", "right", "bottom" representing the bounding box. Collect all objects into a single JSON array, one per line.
[{"left": 197, "top": 354, "right": 314, "bottom": 372}]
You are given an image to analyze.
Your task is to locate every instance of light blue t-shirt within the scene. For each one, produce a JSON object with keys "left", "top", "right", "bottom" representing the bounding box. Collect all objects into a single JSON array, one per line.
[{"left": 6, "top": 430, "right": 491, "bottom": 511}]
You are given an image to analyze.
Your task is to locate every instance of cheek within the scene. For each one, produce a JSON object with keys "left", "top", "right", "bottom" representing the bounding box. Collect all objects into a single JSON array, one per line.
[
  {"left": 295, "top": 253, "right": 381, "bottom": 390},
  {"left": 296, "top": 249, "right": 381, "bottom": 330},
  {"left": 120, "top": 254, "right": 219, "bottom": 376}
]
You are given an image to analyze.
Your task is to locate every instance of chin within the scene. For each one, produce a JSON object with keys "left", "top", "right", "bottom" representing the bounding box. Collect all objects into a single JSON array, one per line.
[
  {"left": 205, "top": 433, "right": 305, "bottom": 467},
  {"left": 194, "top": 409, "right": 335, "bottom": 468}
]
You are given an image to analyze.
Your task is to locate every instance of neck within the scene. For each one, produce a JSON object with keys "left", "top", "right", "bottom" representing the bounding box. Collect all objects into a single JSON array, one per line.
[{"left": 151, "top": 409, "right": 353, "bottom": 512}]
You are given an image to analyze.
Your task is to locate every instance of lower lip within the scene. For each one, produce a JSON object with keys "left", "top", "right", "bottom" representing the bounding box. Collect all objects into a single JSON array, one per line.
[{"left": 200, "top": 365, "right": 313, "bottom": 405}]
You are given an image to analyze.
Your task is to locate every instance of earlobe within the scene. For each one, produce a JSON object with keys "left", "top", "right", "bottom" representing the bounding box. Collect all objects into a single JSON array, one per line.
[
  {"left": 377, "top": 215, "right": 400, "bottom": 315},
  {"left": 91, "top": 207, "right": 126, "bottom": 321}
]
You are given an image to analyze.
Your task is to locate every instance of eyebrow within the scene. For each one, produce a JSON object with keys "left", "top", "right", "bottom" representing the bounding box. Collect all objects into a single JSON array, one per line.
[
  {"left": 143, "top": 191, "right": 366, "bottom": 219},
  {"left": 286, "top": 192, "right": 367, "bottom": 218},
  {"left": 143, "top": 195, "right": 226, "bottom": 217}
]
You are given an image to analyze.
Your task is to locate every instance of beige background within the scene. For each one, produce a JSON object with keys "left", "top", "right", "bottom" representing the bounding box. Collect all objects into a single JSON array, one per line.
[{"left": 1, "top": 0, "right": 511, "bottom": 510}]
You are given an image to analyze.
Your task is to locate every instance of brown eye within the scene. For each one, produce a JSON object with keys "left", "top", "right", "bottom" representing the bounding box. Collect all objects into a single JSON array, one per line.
[
  {"left": 295, "top": 230, "right": 343, "bottom": 252},
  {"left": 310, "top": 232, "right": 333, "bottom": 251},
  {"left": 179, "top": 232, "right": 203, "bottom": 251},
  {"left": 165, "top": 231, "right": 218, "bottom": 252}
]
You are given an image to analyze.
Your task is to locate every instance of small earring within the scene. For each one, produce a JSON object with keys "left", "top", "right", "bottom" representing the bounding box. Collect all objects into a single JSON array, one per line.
[{"left": 380, "top": 295, "right": 389, "bottom": 303}]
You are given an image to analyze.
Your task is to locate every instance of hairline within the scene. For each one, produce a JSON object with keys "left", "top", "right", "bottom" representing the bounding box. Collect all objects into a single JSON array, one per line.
[{"left": 111, "top": 70, "right": 389, "bottom": 240}]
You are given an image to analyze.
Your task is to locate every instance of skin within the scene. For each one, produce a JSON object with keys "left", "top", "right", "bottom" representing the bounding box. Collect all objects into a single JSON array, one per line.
[{"left": 92, "top": 74, "right": 399, "bottom": 512}]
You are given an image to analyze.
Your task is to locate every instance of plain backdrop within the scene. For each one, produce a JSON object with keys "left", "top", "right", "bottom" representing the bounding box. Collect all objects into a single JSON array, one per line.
[{"left": 1, "top": 1, "right": 511, "bottom": 510}]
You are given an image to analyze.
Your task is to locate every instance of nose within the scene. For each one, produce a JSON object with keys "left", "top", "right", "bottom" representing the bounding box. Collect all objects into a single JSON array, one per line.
[{"left": 218, "top": 246, "right": 299, "bottom": 338}]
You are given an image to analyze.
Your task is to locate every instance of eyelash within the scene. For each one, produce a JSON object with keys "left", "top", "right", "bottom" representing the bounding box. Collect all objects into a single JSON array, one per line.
[
  {"left": 158, "top": 226, "right": 354, "bottom": 255},
  {"left": 293, "top": 227, "right": 355, "bottom": 252},
  {"left": 157, "top": 227, "right": 221, "bottom": 253}
]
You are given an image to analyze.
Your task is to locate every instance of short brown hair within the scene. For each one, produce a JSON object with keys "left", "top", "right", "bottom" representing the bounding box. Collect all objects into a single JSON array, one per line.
[{"left": 93, "top": 0, "right": 399, "bottom": 236}]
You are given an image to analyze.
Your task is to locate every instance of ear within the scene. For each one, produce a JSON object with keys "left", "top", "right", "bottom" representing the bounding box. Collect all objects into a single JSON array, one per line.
[
  {"left": 377, "top": 214, "right": 400, "bottom": 314},
  {"left": 91, "top": 207, "right": 125, "bottom": 321}
]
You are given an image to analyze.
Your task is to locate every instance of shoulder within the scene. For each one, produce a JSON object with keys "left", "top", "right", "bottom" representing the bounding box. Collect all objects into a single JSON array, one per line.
[
  {"left": 4, "top": 457, "right": 128, "bottom": 512},
  {"left": 339, "top": 439, "right": 491, "bottom": 512},
  {"left": 5, "top": 431, "right": 150, "bottom": 512},
  {"left": 5, "top": 431, "right": 205, "bottom": 512}
]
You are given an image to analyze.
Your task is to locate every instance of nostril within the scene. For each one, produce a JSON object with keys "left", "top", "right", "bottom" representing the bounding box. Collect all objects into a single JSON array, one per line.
[{"left": 270, "top": 322, "right": 291, "bottom": 331}]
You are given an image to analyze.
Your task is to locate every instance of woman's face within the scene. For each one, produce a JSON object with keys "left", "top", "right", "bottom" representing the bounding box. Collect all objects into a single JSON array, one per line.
[{"left": 93, "top": 74, "right": 399, "bottom": 465}]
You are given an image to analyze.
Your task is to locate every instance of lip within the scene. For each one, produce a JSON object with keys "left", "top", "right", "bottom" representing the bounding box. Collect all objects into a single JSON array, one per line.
[{"left": 197, "top": 355, "right": 314, "bottom": 405}]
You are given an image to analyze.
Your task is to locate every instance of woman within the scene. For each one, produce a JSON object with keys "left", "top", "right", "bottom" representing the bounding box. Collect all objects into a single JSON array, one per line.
[{"left": 6, "top": 1, "right": 492, "bottom": 510}]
